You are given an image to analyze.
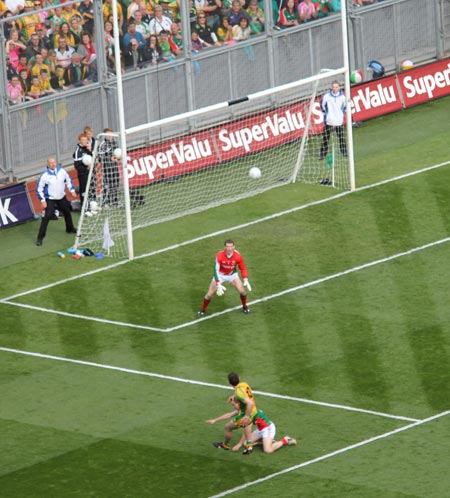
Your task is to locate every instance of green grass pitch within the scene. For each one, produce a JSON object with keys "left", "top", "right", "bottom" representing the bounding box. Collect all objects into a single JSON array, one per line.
[{"left": 1, "top": 97, "right": 450, "bottom": 497}]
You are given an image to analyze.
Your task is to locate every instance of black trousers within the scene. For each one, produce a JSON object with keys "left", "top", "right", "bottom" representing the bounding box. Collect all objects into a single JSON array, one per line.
[
  {"left": 37, "top": 197, "right": 74, "bottom": 241},
  {"left": 75, "top": 164, "right": 89, "bottom": 201},
  {"left": 320, "top": 124, "right": 347, "bottom": 158},
  {"left": 75, "top": 164, "right": 96, "bottom": 208}
]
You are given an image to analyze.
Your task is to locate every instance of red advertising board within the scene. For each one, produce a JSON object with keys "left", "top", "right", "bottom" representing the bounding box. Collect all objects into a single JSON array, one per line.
[
  {"left": 126, "top": 57, "right": 450, "bottom": 189},
  {"left": 350, "top": 58, "right": 450, "bottom": 121},
  {"left": 397, "top": 59, "right": 450, "bottom": 106},
  {"left": 350, "top": 75, "right": 403, "bottom": 121},
  {"left": 125, "top": 100, "right": 325, "bottom": 188}
]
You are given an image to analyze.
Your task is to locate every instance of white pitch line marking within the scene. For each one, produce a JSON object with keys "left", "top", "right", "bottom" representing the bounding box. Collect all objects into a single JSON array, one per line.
[
  {"left": 209, "top": 409, "right": 450, "bottom": 498},
  {"left": 0, "top": 301, "right": 166, "bottom": 332},
  {"left": 0, "top": 347, "right": 418, "bottom": 422},
  {"left": 2, "top": 160, "right": 449, "bottom": 303},
  {"left": 2, "top": 259, "right": 130, "bottom": 302},
  {"left": 168, "top": 236, "right": 450, "bottom": 330},
  {"left": 1, "top": 236, "right": 449, "bottom": 334}
]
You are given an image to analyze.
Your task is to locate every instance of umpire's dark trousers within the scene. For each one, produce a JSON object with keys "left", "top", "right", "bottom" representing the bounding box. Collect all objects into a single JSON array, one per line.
[
  {"left": 37, "top": 197, "right": 75, "bottom": 242},
  {"left": 320, "top": 124, "right": 347, "bottom": 159}
]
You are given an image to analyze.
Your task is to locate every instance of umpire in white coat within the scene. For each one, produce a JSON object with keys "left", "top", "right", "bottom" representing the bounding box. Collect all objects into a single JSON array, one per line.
[
  {"left": 319, "top": 80, "right": 348, "bottom": 160},
  {"left": 35, "top": 157, "right": 77, "bottom": 246}
]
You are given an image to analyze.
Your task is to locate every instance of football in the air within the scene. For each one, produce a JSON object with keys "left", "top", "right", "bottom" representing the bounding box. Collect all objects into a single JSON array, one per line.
[
  {"left": 350, "top": 70, "right": 363, "bottom": 84},
  {"left": 249, "top": 167, "right": 262, "bottom": 179},
  {"left": 113, "top": 148, "right": 122, "bottom": 159},
  {"left": 400, "top": 59, "right": 414, "bottom": 71},
  {"left": 82, "top": 154, "right": 93, "bottom": 166}
]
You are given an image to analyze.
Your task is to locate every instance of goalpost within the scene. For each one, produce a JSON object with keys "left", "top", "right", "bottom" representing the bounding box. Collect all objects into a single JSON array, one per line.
[{"left": 74, "top": 68, "right": 355, "bottom": 259}]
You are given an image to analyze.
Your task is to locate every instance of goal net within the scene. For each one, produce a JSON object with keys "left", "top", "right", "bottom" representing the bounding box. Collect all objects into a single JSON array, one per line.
[{"left": 75, "top": 68, "right": 354, "bottom": 259}]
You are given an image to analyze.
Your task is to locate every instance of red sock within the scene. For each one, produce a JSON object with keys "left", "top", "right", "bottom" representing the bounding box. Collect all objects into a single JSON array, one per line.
[
  {"left": 240, "top": 294, "right": 247, "bottom": 307},
  {"left": 202, "top": 297, "right": 211, "bottom": 311},
  {"left": 281, "top": 437, "right": 288, "bottom": 446}
]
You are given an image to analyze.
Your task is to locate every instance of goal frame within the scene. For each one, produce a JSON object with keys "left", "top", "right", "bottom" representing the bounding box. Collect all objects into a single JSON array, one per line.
[{"left": 77, "top": 0, "right": 354, "bottom": 260}]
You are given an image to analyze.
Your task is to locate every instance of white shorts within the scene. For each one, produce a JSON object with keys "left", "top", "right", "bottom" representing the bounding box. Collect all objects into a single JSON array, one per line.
[
  {"left": 253, "top": 422, "right": 276, "bottom": 441},
  {"left": 213, "top": 273, "right": 239, "bottom": 285}
]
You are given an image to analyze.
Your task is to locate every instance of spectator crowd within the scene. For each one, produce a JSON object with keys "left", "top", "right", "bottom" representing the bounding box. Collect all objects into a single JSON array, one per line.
[{"left": 2, "top": 0, "right": 383, "bottom": 104}]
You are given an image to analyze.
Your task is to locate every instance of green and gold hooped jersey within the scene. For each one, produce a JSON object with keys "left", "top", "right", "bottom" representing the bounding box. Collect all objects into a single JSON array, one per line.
[{"left": 234, "top": 382, "right": 258, "bottom": 419}]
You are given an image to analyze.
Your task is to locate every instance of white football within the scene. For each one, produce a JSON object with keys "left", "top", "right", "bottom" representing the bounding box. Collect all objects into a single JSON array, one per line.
[
  {"left": 82, "top": 154, "right": 93, "bottom": 166},
  {"left": 90, "top": 200, "right": 98, "bottom": 212},
  {"left": 113, "top": 148, "right": 122, "bottom": 159},
  {"left": 249, "top": 167, "right": 262, "bottom": 179}
]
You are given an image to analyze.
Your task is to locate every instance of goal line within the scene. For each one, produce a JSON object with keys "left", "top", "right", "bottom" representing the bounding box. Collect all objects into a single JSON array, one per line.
[{"left": 2, "top": 160, "right": 448, "bottom": 304}]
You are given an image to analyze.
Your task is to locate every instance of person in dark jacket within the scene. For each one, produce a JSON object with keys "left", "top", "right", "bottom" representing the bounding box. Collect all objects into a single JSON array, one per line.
[
  {"left": 64, "top": 52, "right": 92, "bottom": 87},
  {"left": 123, "top": 38, "right": 148, "bottom": 70},
  {"left": 73, "top": 132, "right": 93, "bottom": 207}
]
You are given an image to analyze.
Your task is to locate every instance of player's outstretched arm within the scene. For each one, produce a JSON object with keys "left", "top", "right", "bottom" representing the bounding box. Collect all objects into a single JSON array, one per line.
[{"left": 205, "top": 410, "right": 238, "bottom": 424}]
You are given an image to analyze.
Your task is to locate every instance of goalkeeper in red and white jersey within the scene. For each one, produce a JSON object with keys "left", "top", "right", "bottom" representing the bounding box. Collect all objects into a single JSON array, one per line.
[{"left": 197, "top": 239, "right": 252, "bottom": 316}]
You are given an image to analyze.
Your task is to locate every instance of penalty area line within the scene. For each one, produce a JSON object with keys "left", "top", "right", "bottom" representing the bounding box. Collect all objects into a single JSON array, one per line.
[
  {"left": 169, "top": 236, "right": 450, "bottom": 331},
  {"left": 2, "top": 236, "right": 449, "bottom": 336},
  {"left": 0, "top": 300, "right": 167, "bottom": 333},
  {"left": 2, "top": 259, "right": 130, "bottom": 302},
  {"left": 209, "top": 409, "right": 450, "bottom": 498},
  {"left": 0, "top": 346, "right": 417, "bottom": 422}
]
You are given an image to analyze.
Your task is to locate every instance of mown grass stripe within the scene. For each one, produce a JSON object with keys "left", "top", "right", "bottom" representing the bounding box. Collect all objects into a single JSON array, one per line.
[{"left": 0, "top": 346, "right": 418, "bottom": 422}]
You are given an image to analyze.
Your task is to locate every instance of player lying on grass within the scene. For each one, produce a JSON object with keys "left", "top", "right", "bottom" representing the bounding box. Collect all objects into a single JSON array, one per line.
[
  {"left": 205, "top": 396, "right": 297, "bottom": 455},
  {"left": 197, "top": 239, "right": 252, "bottom": 317}
]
